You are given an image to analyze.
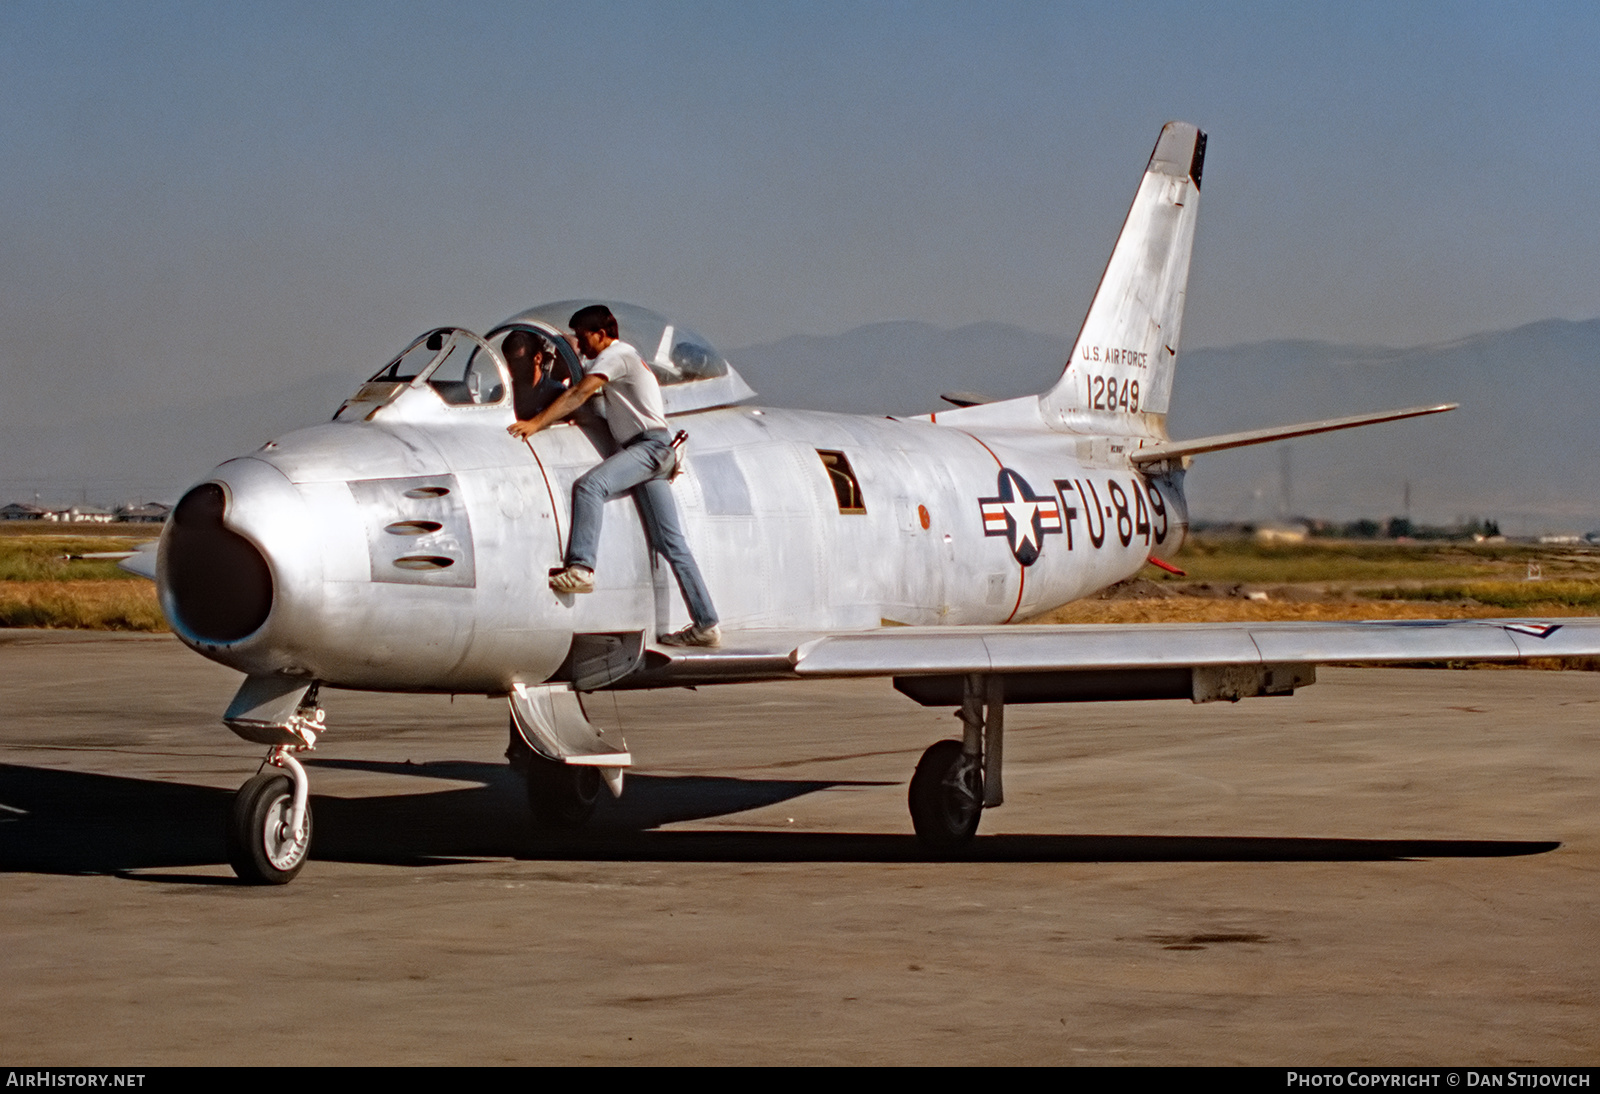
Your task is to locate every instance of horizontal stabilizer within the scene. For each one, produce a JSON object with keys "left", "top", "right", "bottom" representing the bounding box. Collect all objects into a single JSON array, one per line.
[
  {"left": 1128, "top": 404, "right": 1457, "bottom": 466},
  {"left": 116, "top": 542, "right": 159, "bottom": 580},
  {"left": 940, "top": 391, "right": 998, "bottom": 408}
]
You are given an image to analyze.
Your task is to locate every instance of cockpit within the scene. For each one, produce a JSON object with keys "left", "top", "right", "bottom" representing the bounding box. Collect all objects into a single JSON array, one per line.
[
  {"left": 498, "top": 301, "right": 755, "bottom": 414},
  {"left": 366, "top": 328, "right": 511, "bottom": 405},
  {"left": 340, "top": 302, "right": 755, "bottom": 422}
]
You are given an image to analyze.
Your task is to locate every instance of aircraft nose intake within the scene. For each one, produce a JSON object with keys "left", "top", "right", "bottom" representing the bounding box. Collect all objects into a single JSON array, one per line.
[{"left": 165, "top": 483, "right": 274, "bottom": 643}]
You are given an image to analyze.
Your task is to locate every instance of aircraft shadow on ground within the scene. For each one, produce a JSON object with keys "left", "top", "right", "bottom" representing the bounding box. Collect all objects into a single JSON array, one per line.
[{"left": 0, "top": 761, "right": 1560, "bottom": 877}]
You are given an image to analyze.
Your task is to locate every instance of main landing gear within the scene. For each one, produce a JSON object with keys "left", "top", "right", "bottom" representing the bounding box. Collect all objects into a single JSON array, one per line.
[
  {"left": 506, "top": 683, "right": 630, "bottom": 831},
  {"left": 908, "top": 674, "right": 1005, "bottom": 848},
  {"left": 508, "top": 716, "right": 603, "bottom": 829}
]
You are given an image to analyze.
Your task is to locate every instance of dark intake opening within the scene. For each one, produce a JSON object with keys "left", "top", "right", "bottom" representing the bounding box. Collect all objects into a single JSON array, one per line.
[{"left": 166, "top": 483, "right": 273, "bottom": 642}]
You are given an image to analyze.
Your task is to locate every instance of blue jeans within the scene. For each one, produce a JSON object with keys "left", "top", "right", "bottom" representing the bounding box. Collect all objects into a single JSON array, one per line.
[{"left": 565, "top": 431, "right": 719, "bottom": 629}]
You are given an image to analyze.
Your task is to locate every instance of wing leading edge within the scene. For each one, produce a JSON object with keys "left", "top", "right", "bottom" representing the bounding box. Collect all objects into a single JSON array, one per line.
[{"left": 634, "top": 618, "right": 1600, "bottom": 697}]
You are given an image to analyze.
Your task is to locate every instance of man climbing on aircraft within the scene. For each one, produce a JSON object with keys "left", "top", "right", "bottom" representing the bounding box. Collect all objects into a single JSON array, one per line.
[{"left": 507, "top": 304, "right": 721, "bottom": 648}]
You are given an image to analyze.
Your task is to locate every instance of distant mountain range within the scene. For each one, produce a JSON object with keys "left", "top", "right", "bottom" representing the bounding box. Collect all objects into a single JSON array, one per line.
[
  {"left": 733, "top": 318, "right": 1600, "bottom": 534},
  {"left": 5, "top": 318, "right": 1596, "bottom": 534},
  {"left": 1166, "top": 321, "right": 1600, "bottom": 532}
]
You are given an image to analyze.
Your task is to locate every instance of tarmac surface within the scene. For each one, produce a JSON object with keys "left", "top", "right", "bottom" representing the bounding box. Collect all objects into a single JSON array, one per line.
[{"left": 1, "top": 629, "right": 1597, "bottom": 1065}]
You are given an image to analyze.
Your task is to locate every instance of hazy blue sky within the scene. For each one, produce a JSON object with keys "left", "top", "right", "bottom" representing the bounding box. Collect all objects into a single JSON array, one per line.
[{"left": 4, "top": 1, "right": 1598, "bottom": 432}]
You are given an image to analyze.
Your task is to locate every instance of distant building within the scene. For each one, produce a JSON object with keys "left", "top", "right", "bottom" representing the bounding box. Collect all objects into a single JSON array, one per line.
[
  {"left": 0, "top": 502, "right": 47, "bottom": 521},
  {"left": 115, "top": 502, "right": 170, "bottom": 524},
  {"left": 1253, "top": 522, "right": 1309, "bottom": 545},
  {"left": 44, "top": 505, "right": 116, "bottom": 524}
]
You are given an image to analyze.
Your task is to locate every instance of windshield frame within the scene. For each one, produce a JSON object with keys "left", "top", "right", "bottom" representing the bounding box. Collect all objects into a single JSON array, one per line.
[{"left": 366, "top": 327, "right": 511, "bottom": 408}]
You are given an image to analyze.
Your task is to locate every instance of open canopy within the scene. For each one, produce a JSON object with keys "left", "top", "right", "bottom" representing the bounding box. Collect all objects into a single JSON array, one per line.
[{"left": 502, "top": 301, "right": 757, "bottom": 415}]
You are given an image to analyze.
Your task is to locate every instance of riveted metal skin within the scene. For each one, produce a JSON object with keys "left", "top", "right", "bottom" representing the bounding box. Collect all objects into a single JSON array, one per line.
[{"left": 160, "top": 390, "right": 1195, "bottom": 694}]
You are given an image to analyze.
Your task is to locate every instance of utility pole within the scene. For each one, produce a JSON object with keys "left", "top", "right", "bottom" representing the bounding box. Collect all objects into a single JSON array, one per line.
[{"left": 1279, "top": 445, "right": 1293, "bottom": 519}]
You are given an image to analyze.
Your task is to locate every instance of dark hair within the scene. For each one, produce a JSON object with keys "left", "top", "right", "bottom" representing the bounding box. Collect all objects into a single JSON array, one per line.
[
  {"left": 568, "top": 304, "right": 618, "bottom": 339},
  {"left": 502, "top": 329, "right": 546, "bottom": 358}
]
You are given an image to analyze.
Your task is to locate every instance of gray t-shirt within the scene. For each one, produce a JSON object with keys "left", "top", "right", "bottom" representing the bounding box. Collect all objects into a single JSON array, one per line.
[{"left": 587, "top": 340, "right": 669, "bottom": 444}]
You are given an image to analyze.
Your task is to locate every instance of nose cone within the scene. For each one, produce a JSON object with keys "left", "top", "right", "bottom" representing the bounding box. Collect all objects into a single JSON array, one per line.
[{"left": 159, "top": 457, "right": 320, "bottom": 675}]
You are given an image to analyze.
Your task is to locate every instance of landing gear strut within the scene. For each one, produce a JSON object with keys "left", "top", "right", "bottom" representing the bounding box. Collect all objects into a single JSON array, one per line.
[
  {"left": 909, "top": 674, "right": 1004, "bottom": 847},
  {"left": 221, "top": 681, "right": 324, "bottom": 885},
  {"left": 227, "top": 745, "right": 314, "bottom": 884}
]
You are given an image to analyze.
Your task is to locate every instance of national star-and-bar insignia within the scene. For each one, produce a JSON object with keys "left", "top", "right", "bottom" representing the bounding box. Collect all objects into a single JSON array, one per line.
[
  {"left": 978, "top": 468, "right": 1062, "bottom": 566},
  {"left": 1492, "top": 621, "right": 1563, "bottom": 639}
]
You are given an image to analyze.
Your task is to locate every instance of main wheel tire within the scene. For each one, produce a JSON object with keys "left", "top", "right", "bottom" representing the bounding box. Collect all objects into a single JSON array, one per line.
[
  {"left": 908, "top": 739, "right": 983, "bottom": 847},
  {"left": 226, "top": 772, "right": 311, "bottom": 884},
  {"left": 524, "top": 753, "right": 601, "bottom": 829}
]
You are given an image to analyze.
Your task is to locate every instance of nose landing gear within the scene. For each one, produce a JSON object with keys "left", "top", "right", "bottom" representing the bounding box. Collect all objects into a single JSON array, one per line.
[
  {"left": 220, "top": 677, "right": 324, "bottom": 884},
  {"left": 227, "top": 748, "right": 313, "bottom": 884}
]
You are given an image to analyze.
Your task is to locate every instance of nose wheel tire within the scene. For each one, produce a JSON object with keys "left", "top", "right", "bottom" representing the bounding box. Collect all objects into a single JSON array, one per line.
[
  {"left": 524, "top": 753, "right": 601, "bottom": 829},
  {"left": 226, "top": 772, "right": 312, "bottom": 884},
  {"left": 909, "top": 739, "right": 983, "bottom": 847}
]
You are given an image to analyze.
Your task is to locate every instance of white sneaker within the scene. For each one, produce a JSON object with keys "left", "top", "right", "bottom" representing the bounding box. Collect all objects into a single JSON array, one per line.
[
  {"left": 658, "top": 623, "right": 721, "bottom": 649},
  {"left": 549, "top": 566, "right": 595, "bottom": 594}
]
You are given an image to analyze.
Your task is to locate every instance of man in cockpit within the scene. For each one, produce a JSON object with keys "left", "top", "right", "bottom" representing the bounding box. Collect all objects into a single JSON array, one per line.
[
  {"left": 502, "top": 329, "right": 567, "bottom": 421},
  {"left": 506, "top": 305, "right": 721, "bottom": 648}
]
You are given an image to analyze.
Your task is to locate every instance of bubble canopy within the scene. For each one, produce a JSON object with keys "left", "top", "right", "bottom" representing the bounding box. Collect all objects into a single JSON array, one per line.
[{"left": 500, "top": 301, "right": 757, "bottom": 414}]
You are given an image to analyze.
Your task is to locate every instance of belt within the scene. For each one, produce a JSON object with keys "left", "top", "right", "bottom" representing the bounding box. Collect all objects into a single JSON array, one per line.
[{"left": 623, "top": 428, "right": 672, "bottom": 448}]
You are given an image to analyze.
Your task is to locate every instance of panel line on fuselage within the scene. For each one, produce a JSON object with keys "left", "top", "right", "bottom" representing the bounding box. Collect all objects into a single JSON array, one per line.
[
  {"left": 520, "top": 436, "right": 565, "bottom": 550},
  {"left": 952, "top": 427, "right": 1029, "bottom": 624}
]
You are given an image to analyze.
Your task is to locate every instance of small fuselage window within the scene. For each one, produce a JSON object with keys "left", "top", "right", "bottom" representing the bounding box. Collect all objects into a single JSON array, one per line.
[{"left": 817, "top": 450, "right": 866, "bottom": 514}]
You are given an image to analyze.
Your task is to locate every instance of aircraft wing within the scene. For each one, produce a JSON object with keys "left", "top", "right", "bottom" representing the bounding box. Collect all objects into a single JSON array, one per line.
[
  {"left": 116, "top": 542, "right": 159, "bottom": 580},
  {"left": 635, "top": 618, "right": 1600, "bottom": 700}
]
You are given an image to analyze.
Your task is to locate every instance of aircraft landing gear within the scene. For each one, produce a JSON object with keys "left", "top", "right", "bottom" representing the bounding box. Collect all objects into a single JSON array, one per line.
[
  {"left": 524, "top": 750, "right": 602, "bottom": 829},
  {"left": 226, "top": 746, "right": 313, "bottom": 884},
  {"left": 508, "top": 715, "right": 604, "bottom": 829},
  {"left": 505, "top": 685, "right": 629, "bottom": 832},
  {"left": 909, "top": 674, "right": 1004, "bottom": 848},
  {"left": 909, "top": 739, "right": 982, "bottom": 845},
  {"left": 219, "top": 678, "right": 324, "bottom": 884}
]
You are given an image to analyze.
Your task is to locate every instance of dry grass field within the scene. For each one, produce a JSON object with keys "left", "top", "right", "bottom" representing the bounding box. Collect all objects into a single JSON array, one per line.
[
  {"left": 1030, "top": 537, "right": 1600, "bottom": 624},
  {"left": 1, "top": 525, "right": 1597, "bottom": 642},
  {"left": 0, "top": 580, "right": 164, "bottom": 631},
  {"left": 0, "top": 526, "right": 162, "bottom": 630}
]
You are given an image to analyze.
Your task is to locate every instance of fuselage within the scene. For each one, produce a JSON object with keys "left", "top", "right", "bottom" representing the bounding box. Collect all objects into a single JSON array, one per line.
[{"left": 158, "top": 379, "right": 1188, "bottom": 694}]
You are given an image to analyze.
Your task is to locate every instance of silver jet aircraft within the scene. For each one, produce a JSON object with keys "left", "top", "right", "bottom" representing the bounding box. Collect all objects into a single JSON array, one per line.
[{"left": 126, "top": 122, "right": 1600, "bottom": 883}]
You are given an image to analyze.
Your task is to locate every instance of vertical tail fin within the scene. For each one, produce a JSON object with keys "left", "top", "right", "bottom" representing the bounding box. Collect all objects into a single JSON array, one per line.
[{"left": 1040, "top": 121, "right": 1205, "bottom": 438}]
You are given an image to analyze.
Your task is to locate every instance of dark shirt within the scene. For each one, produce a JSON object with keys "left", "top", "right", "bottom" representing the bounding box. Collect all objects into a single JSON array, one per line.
[{"left": 513, "top": 376, "right": 569, "bottom": 422}]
